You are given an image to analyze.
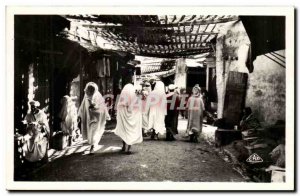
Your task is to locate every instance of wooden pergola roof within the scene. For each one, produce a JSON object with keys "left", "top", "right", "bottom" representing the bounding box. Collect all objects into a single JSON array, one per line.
[{"left": 62, "top": 15, "right": 239, "bottom": 58}]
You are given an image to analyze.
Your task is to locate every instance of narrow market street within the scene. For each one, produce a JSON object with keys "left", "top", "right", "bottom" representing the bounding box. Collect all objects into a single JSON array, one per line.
[
  {"left": 21, "top": 119, "right": 244, "bottom": 182},
  {"left": 10, "top": 11, "right": 291, "bottom": 191}
]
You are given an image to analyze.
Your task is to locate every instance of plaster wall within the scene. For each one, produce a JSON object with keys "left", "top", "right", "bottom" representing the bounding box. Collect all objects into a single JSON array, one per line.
[{"left": 245, "top": 50, "right": 285, "bottom": 126}]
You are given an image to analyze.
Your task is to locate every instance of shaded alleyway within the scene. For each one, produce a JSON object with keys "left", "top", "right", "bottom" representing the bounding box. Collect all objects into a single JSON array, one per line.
[{"left": 19, "top": 119, "right": 244, "bottom": 182}]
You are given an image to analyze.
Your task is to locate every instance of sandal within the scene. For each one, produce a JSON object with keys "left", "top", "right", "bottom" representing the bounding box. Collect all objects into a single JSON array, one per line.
[{"left": 89, "top": 145, "right": 95, "bottom": 154}]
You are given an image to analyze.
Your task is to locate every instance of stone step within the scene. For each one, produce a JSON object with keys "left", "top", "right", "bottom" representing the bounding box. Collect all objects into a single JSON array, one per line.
[
  {"left": 244, "top": 143, "right": 268, "bottom": 150},
  {"left": 244, "top": 143, "right": 269, "bottom": 156},
  {"left": 243, "top": 136, "right": 259, "bottom": 141},
  {"left": 241, "top": 131, "right": 257, "bottom": 138}
]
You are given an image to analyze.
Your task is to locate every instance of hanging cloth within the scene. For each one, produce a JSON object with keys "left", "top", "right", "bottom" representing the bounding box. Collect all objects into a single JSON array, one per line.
[
  {"left": 106, "top": 57, "right": 111, "bottom": 77},
  {"left": 96, "top": 59, "right": 105, "bottom": 77}
]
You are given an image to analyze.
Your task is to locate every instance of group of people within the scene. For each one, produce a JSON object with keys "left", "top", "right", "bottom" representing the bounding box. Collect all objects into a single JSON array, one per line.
[
  {"left": 78, "top": 80, "right": 208, "bottom": 154},
  {"left": 142, "top": 80, "right": 207, "bottom": 143},
  {"left": 21, "top": 100, "right": 50, "bottom": 163},
  {"left": 19, "top": 79, "right": 208, "bottom": 161}
]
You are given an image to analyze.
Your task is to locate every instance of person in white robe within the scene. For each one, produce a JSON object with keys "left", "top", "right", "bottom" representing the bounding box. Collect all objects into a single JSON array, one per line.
[
  {"left": 141, "top": 81, "right": 151, "bottom": 136},
  {"left": 78, "top": 82, "right": 110, "bottom": 154},
  {"left": 22, "top": 100, "right": 49, "bottom": 162},
  {"left": 59, "top": 95, "right": 79, "bottom": 144},
  {"left": 115, "top": 83, "right": 143, "bottom": 154},
  {"left": 147, "top": 81, "right": 167, "bottom": 140}
]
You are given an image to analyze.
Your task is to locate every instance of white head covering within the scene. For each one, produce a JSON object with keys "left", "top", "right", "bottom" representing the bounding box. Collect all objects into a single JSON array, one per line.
[
  {"left": 134, "top": 84, "right": 143, "bottom": 91},
  {"left": 117, "top": 83, "right": 136, "bottom": 107},
  {"left": 29, "top": 100, "right": 40, "bottom": 107},
  {"left": 83, "top": 82, "right": 106, "bottom": 109},
  {"left": 152, "top": 81, "right": 167, "bottom": 115},
  {"left": 154, "top": 81, "right": 166, "bottom": 93},
  {"left": 168, "top": 84, "right": 176, "bottom": 91},
  {"left": 84, "top": 82, "right": 99, "bottom": 94},
  {"left": 192, "top": 84, "right": 201, "bottom": 96}
]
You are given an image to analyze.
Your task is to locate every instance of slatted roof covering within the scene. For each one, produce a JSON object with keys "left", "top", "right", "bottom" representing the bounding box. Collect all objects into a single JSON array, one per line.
[{"left": 62, "top": 15, "right": 239, "bottom": 58}]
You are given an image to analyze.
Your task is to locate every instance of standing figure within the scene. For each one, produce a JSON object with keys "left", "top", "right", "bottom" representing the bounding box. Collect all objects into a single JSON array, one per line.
[
  {"left": 201, "top": 89, "right": 215, "bottom": 124},
  {"left": 115, "top": 83, "right": 143, "bottom": 154},
  {"left": 179, "top": 88, "right": 188, "bottom": 119},
  {"left": 141, "top": 81, "right": 151, "bottom": 137},
  {"left": 148, "top": 81, "right": 167, "bottom": 140},
  {"left": 22, "top": 100, "right": 50, "bottom": 162},
  {"left": 78, "top": 82, "right": 110, "bottom": 154},
  {"left": 149, "top": 77, "right": 157, "bottom": 91},
  {"left": 59, "top": 95, "right": 79, "bottom": 144},
  {"left": 165, "top": 84, "right": 180, "bottom": 141},
  {"left": 186, "top": 84, "right": 204, "bottom": 143}
]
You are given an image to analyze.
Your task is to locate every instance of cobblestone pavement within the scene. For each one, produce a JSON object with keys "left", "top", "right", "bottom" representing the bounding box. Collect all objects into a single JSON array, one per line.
[{"left": 21, "top": 119, "right": 245, "bottom": 182}]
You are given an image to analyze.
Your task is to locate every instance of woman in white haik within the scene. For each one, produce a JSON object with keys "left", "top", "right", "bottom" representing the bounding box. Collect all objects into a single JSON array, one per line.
[
  {"left": 147, "top": 81, "right": 167, "bottom": 140},
  {"left": 115, "top": 83, "right": 143, "bottom": 155},
  {"left": 78, "top": 82, "right": 110, "bottom": 154}
]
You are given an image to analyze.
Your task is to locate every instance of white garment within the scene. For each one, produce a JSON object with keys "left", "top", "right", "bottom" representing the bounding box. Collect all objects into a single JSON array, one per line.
[
  {"left": 141, "top": 90, "right": 150, "bottom": 130},
  {"left": 23, "top": 110, "right": 49, "bottom": 162},
  {"left": 25, "top": 109, "right": 50, "bottom": 135},
  {"left": 115, "top": 84, "right": 143, "bottom": 145},
  {"left": 78, "top": 83, "right": 109, "bottom": 146},
  {"left": 147, "top": 81, "right": 167, "bottom": 135},
  {"left": 59, "top": 96, "right": 78, "bottom": 135}
]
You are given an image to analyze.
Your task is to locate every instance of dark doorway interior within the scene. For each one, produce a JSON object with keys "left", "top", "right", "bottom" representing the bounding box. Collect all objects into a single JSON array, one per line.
[{"left": 186, "top": 67, "right": 206, "bottom": 94}]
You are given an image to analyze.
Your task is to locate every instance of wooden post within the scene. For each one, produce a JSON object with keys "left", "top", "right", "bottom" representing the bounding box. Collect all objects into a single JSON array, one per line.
[
  {"left": 79, "top": 49, "right": 84, "bottom": 103},
  {"left": 206, "top": 66, "right": 209, "bottom": 91}
]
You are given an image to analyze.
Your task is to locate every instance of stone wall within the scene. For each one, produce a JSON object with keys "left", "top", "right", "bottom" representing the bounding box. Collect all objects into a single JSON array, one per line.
[
  {"left": 215, "top": 19, "right": 285, "bottom": 126},
  {"left": 245, "top": 50, "right": 286, "bottom": 126}
]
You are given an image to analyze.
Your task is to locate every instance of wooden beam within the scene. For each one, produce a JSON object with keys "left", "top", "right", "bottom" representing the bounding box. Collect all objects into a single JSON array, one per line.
[
  {"left": 135, "top": 48, "right": 213, "bottom": 58},
  {"left": 165, "top": 15, "right": 172, "bottom": 53},
  {"left": 187, "top": 15, "right": 197, "bottom": 22},
  {"left": 193, "top": 24, "right": 201, "bottom": 47},
  {"left": 97, "top": 30, "right": 215, "bottom": 46},
  {"left": 90, "top": 27, "right": 218, "bottom": 36},
  {"left": 178, "top": 15, "right": 186, "bottom": 23},
  {"left": 80, "top": 16, "right": 239, "bottom": 28},
  {"left": 202, "top": 24, "right": 217, "bottom": 43},
  {"left": 171, "top": 15, "right": 177, "bottom": 23},
  {"left": 183, "top": 24, "right": 188, "bottom": 49},
  {"left": 105, "top": 41, "right": 212, "bottom": 54}
]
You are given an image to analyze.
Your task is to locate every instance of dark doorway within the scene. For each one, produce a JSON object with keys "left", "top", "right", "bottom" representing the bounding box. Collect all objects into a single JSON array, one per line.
[{"left": 186, "top": 67, "right": 206, "bottom": 94}]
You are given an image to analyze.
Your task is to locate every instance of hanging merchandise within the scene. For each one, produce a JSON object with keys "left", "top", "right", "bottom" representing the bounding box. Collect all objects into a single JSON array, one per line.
[
  {"left": 106, "top": 57, "right": 111, "bottom": 77},
  {"left": 96, "top": 59, "right": 105, "bottom": 77},
  {"left": 102, "top": 57, "right": 106, "bottom": 76}
]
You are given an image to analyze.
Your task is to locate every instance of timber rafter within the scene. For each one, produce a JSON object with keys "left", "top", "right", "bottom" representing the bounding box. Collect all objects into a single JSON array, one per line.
[{"left": 63, "top": 14, "right": 238, "bottom": 58}]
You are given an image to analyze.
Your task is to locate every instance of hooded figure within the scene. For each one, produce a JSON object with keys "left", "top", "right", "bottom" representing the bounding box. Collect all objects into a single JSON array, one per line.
[
  {"left": 186, "top": 84, "right": 205, "bottom": 143},
  {"left": 59, "top": 95, "right": 78, "bottom": 136},
  {"left": 78, "top": 82, "right": 110, "bottom": 154},
  {"left": 115, "top": 83, "right": 143, "bottom": 154},
  {"left": 147, "top": 81, "right": 167, "bottom": 140}
]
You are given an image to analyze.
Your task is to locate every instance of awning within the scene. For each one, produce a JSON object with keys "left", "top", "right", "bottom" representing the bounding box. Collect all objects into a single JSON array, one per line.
[
  {"left": 61, "top": 15, "right": 239, "bottom": 58},
  {"left": 143, "top": 68, "right": 176, "bottom": 79}
]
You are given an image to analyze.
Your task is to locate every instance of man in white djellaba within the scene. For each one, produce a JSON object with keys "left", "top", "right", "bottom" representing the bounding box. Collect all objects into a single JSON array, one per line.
[
  {"left": 147, "top": 80, "right": 167, "bottom": 140},
  {"left": 114, "top": 83, "right": 143, "bottom": 155}
]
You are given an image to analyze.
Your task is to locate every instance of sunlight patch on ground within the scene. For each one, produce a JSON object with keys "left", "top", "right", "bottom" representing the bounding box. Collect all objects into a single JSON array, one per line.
[
  {"left": 177, "top": 119, "right": 188, "bottom": 133},
  {"left": 102, "top": 146, "right": 122, "bottom": 152}
]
